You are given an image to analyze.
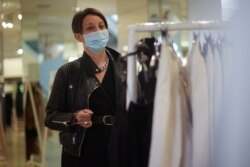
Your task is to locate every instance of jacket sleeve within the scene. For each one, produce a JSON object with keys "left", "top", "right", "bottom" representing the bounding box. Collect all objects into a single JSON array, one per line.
[{"left": 44, "top": 66, "right": 74, "bottom": 132}]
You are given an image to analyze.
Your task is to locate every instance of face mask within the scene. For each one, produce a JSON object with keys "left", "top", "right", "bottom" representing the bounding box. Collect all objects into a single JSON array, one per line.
[{"left": 83, "top": 29, "right": 109, "bottom": 53}]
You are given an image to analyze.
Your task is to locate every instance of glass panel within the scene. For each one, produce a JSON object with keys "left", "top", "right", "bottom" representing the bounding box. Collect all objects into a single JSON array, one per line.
[
  {"left": 20, "top": 1, "right": 76, "bottom": 166},
  {"left": 148, "top": 0, "right": 189, "bottom": 57},
  {"left": 20, "top": 0, "right": 76, "bottom": 95}
]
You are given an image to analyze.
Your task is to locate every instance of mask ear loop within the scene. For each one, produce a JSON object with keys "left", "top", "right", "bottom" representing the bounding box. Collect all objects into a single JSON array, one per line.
[{"left": 81, "top": 33, "right": 88, "bottom": 48}]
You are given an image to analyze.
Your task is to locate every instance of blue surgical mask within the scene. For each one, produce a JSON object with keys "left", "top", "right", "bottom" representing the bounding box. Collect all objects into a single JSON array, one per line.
[{"left": 83, "top": 30, "right": 109, "bottom": 53}]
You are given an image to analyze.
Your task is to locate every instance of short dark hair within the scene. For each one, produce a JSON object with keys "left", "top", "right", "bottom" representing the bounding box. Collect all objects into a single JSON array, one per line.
[{"left": 71, "top": 8, "right": 108, "bottom": 33}]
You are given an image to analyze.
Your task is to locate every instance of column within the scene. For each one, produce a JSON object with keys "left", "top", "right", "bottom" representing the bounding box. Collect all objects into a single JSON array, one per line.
[
  {"left": 0, "top": 0, "right": 7, "bottom": 159},
  {"left": 188, "top": 0, "right": 222, "bottom": 21}
]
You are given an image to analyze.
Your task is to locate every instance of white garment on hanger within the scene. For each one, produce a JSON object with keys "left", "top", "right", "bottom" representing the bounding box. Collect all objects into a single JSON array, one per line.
[
  {"left": 204, "top": 43, "right": 214, "bottom": 167},
  {"left": 213, "top": 33, "right": 250, "bottom": 167},
  {"left": 210, "top": 44, "right": 223, "bottom": 166},
  {"left": 149, "top": 38, "right": 189, "bottom": 167},
  {"left": 179, "top": 65, "right": 193, "bottom": 167},
  {"left": 187, "top": 37, "right": 210, "bottom": 167}
]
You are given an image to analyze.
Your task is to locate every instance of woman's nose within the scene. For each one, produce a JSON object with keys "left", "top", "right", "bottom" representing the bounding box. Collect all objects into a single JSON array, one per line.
[{"left": 95, "top": 26, "right": 101, "bottom": 31}]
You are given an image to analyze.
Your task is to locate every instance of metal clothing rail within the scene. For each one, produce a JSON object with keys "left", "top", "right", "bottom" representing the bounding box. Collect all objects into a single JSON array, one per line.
[{"left": 126, "top": 21, "right": 228, "bottom": 109}]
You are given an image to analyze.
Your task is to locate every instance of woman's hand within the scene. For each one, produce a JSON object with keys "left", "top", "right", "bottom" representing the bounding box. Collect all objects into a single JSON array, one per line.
[{"left": 75, "top": 109, "right": 93, "bottom": 128}]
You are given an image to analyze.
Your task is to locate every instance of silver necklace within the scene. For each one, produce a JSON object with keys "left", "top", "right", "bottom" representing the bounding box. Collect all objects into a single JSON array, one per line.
[{"left": 98, "top": 56, "right": 109, "bottom": 72}]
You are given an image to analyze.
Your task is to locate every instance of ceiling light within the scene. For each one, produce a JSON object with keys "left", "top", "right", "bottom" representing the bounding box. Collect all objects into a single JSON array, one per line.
[
  {"left": 2, "top": 22, "right": 7, "bottom": 28},
  {"left": 17, "top": 49, "right": 23, "bottom": 55},
  {"left": 1, "top": 22, "right": 13, "bottom": 29},
  {"left": 2, "top": 22, "right": 14, "bottom": 29},
  {"left": 75, "top": 7, "right": 80, "bottom": 11},
  {"left": 18, "top": 14, "right": 22, "bottom": 20},
  {"left": 6, "top": 22, "right": 13, "bottom": 28},
  {"left": 1, "top": 14, "right": 14, "bottom": 29}
]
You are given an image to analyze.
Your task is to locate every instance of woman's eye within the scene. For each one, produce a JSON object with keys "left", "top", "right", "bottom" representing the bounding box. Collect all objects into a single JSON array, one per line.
[
  {"left": 99, "top": 25, "right": 105, "bottom": 30},
  {"left": 84, "top": 24, "right": 105, "bottom": 32},
  {"left": 86, "top": 26, "right": 94, "bottom": 30}
]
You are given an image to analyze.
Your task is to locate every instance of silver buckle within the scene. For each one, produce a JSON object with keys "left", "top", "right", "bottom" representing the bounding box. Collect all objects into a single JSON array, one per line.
[{"left": 102, "top": 115, "right": 114, "bottom": 126}]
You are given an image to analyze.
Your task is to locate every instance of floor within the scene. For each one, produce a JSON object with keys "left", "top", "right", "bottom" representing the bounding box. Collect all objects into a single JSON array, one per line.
[{"left": 0, "top": 117, "right": 61, "bottom": 167}]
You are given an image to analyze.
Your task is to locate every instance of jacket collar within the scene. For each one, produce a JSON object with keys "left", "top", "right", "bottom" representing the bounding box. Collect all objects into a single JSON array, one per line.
[
  {"left": 80, "top": 47, "right": 121, "bottom": 76},
  {"left": 78, "top": 47, "right": 126, "bottom": 112},
  {"left": 81, "top": 52, "right": 100, "bottom": 75}
]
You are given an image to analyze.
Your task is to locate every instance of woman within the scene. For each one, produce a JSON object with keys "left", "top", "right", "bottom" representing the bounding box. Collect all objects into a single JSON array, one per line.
[{"left": 44, "top": 8, "right": 127, "bottom": 167}]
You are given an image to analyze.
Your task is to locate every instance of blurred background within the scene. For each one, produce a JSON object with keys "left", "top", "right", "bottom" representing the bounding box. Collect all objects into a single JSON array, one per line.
[{"left": 0, "top": 0, "right": 248, "bottom": 167}]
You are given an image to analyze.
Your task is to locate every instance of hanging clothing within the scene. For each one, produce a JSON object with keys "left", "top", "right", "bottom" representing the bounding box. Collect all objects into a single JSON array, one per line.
[
  {"left": 117, "top": 61, "right": 156, "bottom": 167},
  {"left": 149, "top": 38, "right": 190, "bottom": 167},
  {"left": 179, "top": 61, "right": 193, "bottom": 167},
  {"left": 212, "top": 38, "right": 242, "bottom": 167},
  {"left": 122, "top": 101, "right": 153, "bottom": 167},
  {"left": 4, "top": 93, "right": 13, "bottom": 127},
  {"left": 186, "top": 37, "right": 210, "bottom": 167},
  {"left": 15, "top": 81, "right": 23, "bottom": 118},
  {"left": 209, "top": 43, "right": 223, "bottom": 166},
  {"left": 25, "top": 82, "right": 45, "bottom": 160},
  {"left": 204, "top": 42, "right": 214, "bottom": 167}
]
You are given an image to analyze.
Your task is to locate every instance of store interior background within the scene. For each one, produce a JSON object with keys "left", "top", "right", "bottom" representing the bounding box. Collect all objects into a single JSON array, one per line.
[{"left": 0, "top": 0, "right": 242, "bottom": 167}]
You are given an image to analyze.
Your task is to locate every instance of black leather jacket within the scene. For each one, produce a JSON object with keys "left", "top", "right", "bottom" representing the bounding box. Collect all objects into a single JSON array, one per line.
[{"left": 44, "top": 47, "right": 127, "bottom": 157}]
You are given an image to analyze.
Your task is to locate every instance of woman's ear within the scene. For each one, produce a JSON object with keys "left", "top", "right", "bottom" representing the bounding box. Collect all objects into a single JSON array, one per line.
[{"left": 74, "top": 33, "right": 84, "bottom": 42}]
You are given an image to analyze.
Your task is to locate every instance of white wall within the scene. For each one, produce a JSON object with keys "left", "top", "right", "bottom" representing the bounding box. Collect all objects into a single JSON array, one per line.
[{"left": 3, "top": 57, "right": 23, "bottom": 78}]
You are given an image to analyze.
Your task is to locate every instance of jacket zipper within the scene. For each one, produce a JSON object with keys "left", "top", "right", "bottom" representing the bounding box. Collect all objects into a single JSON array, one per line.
[
  {"left": 77, "top": 84, "right": 100, "bottom": 157},
  {"left": 51, "top": 120, "right": 69, "bottom": 125}
]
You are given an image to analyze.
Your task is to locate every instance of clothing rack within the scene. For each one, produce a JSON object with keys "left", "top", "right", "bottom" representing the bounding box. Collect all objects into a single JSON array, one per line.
[
  {"left": 126, "top": 20, "right": 228, "bottom": 108},
  {"left": 23, "top": 81, "right": 48, "bottom": 167},
  {"left": 0, "top": 81, "right": 7, "bottom": 164},
  {"left": 0, "top": 102, "right": 7, "bottom": 164}
]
